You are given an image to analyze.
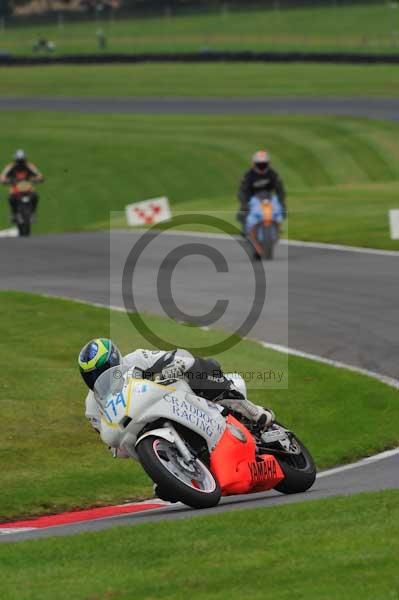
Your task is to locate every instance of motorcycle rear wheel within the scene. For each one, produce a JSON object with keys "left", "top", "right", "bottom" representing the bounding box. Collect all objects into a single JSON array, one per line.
[
  {"left": 137, "top": 435, "right": 221, "bottom": 509},
  {"left": 274, "top": 437, "right": 316, "bottom": 494}
]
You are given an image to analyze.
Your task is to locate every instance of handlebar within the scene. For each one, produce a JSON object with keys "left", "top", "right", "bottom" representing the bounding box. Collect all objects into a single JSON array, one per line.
[
  {"left": 152, "top": 373, "right": 179, "bottom": 385},
  {"left": 1, "top": 177, "right": 44, "bottom": 185}
]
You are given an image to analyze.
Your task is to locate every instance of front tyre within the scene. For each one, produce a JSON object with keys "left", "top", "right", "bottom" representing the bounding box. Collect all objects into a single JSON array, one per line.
[
  {"left": 274, "top": 438, "right": 316, "bottom": 494},
  {"left": 17, "top": 210, "right": 31, "bottom": 237},
  {"left": 137, "top": 436, "right": 221, "bottom": 509},
  {"left": 19, "top": 222, "right": 31, "bottom": 237},
  {"left": 261, "top": 224, "right": 274, "bottom": 260}
]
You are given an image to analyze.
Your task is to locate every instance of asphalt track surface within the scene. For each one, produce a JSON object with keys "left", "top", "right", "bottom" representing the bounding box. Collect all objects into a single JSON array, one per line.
[
  {"left": 1, "top": 231, "right": 398, "bottom": 378},
  {"left": 1, "top": 96, "right": 399, "bottom": 119},
  {"left": 1, "top": 95, "right": 398, "bottom": 541},
  {"left": 2, "top": 451, "right": 398, "bottom": 543},
  {"left": 1, "top": 230, "right": 398, "bottom": 541}
]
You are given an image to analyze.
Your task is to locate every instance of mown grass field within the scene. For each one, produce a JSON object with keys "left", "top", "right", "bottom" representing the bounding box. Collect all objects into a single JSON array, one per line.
[
  {"left": 2, "top": 4, "right": 399, "bottom": 55},
  {"left": 1, "top": 291, "right": 399, "bottom": 520},
  {"left": 1, "top": 491, "right": 399, "bottom": 599},
  {"left": 0, "top": 111, "right": 398, "bottom": 249},
  {"left": 1, "top": 62, "right": 398, "bottom": 97}
]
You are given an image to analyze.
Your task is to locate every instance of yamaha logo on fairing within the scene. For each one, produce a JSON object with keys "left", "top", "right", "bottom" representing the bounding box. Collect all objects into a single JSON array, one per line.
[{"left": 248, "top": 460, "right": 277, "bottom": 482}]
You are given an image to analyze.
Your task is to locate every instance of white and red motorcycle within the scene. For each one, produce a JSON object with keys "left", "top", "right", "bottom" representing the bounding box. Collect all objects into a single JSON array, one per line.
[{"left": 94, "top": 366, "right": 316, "bottom": 509}]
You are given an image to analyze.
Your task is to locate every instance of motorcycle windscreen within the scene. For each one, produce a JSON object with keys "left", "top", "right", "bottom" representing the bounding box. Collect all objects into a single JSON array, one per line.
[
  {"left": 94, "top": 365, "right": 127, "bottom": 425},
  {"left": 262, "top": 201, "right": 273, "bottom": 225}
]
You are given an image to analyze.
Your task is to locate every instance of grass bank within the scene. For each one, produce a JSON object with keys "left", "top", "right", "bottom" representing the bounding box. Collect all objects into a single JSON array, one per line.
[
  {"left": 1, "top": 291, "right": 398, "bottom": 519},
  {"left": 0, "top": 112, "right": 398, "bottom": 249},
  {"left": 2, "top": 4, "right": 399, "bottom": 55},
  {"left": 1, "top": 491, "right": 399, "bottom": 599},
  {"left": 1, "top": 63, "right": 398, "bottom": 97}
]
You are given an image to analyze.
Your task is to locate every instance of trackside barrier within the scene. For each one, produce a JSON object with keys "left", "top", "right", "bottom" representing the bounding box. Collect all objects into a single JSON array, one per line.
[
  {"left": 389, "top": 210, "right": 399, "bottom": 240},
  {"left": 2, "top": 50, "right": 399, "bottom": 66}
]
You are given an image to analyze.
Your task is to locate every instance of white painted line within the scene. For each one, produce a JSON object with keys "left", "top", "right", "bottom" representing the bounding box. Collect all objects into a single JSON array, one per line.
[
  {"left": 0, "top": 527, "right": 36, "bottom": 535},
  {"left": 260, "top": 341, "right": 399, "bottom": 390},
  {"left": 117, "top": 227, "right": 399, "bottom": 257},
  {"left": 317, "top": 447, "right": 399, "bottom": 479},
  {"left": 118, "top": 227, "right": 238, "bottom": 241},
  {"left": 0, "top": 227, "right": 18, "bottom": 238},
  {"left": 114, "top": 499, "right": 170, "bottom": 508},
  {"left": 42, "top": 292, "right": 399, "bottom": 391},
  {"left": 41, "top": 294, "right": 127, "bottom": 314},
  {"left": 284, "top": 238, "right": 399, "bottom": 257}
]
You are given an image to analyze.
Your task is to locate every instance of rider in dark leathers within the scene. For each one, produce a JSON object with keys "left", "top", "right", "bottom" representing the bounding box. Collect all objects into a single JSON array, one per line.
[
  {"left": 237, "top": 150, "right": 286, "bottom": 230},
  {"left": 0, "top": 150, "right": 44, "bottom": 223}
]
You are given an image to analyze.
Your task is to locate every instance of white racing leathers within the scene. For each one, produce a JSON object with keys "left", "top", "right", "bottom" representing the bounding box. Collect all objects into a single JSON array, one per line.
[{"left": 85, "top": 348, "right": 272, "bottom": 455}]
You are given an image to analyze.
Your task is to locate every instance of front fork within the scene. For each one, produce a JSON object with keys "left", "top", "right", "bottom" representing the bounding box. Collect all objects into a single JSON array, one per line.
[
  {"left": 249, "top": 225, "right": 264, "bottom": 257},
  {"left": 164, "top": 422, "right": 194, "bottom": 464}
]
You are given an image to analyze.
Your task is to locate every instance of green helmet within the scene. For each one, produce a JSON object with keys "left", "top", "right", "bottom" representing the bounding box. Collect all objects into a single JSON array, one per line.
[{"left": 78, "top": 338, "right": 121, "bottom": 390}]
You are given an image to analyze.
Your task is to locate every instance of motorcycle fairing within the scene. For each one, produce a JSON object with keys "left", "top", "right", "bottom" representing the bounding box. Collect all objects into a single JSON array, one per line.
[
  {"left": 246, "top": 194, "right": 283, "bottom": 233},
  {"left": 12, "top": 181, "right": 34, "bottom": 195},
  {"left": 261, "top": 200, "right": 273, "bottom": 225},
  {"left": 210, "top": 415, "right": 284, "bottom": 495},
  {"left": 99, "top": 376, "right": 226, "bottom": 453}
]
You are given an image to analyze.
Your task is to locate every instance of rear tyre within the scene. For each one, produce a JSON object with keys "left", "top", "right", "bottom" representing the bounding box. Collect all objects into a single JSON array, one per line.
[
  {"left": 274, "top": 438, "right": 316, "bottom": 494},
  {"left": 137, "top": 435, "right": 221, "bottom": 509}
]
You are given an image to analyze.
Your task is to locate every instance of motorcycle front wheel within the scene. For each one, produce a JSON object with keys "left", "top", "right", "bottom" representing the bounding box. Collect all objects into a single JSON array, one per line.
[
  {"left": 137, "top": 436, "right": 221, "bottom": 509},
  {"left": 262, "top": 223, "right": 278, "bottom": 260},
  {"left": 17, "top": 220, "right": 31, "bottom": 237}
]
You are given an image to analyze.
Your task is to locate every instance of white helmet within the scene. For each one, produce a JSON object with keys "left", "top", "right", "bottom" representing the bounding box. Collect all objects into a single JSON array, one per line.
[
  {"left": 14, "top": 149, "right": 27, "bottom": 161},
  {"left": 252, "top": 150, "right": 270, "bottom": 172}
]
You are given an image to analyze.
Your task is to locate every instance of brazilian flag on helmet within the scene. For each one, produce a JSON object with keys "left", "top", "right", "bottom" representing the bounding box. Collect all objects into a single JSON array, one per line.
[{"left": 78, "top": 338, "right": 121, "bottom": 390}]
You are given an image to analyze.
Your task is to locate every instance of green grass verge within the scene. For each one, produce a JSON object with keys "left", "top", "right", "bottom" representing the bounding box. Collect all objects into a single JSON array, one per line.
[
  {"left": 2, "top": 4, "right": 399, "bottom": 55},
  {"left": 1, "top": 63, "right": 398, "bottom": 97},
  {"left": 1, "top": 291, "right": 399, "bottom": 520},
  {"left": 1, "top": 490, "right": 399, "bottom": 599},
  {"left": 1, "top": 111, "right": 398, "bottom": 249}
]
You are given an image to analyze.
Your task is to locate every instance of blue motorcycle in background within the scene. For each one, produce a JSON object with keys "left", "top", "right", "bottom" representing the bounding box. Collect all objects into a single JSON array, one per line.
[{"left": 246, "top": 192, "right": 283, "bottom": 260}]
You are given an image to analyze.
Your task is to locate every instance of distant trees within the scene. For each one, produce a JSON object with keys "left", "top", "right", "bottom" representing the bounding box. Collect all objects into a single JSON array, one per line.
[
  {"left": 11, "top": 0, "right": 35, "bottom": 8},
  {"left": 120, "top": 0, "right": 273, "bottom": 9},
  {"left": 4, "top": 0, "right": 381, "bottom": 18},
  {"left": 119, "top": 0, "right": 379, "bottom": 10},
  {"left": 121, "top": 0, "right": 270, "bottom": 7},
  {"left": 0, "top": 0, "right": 11, "bottom": 17}
]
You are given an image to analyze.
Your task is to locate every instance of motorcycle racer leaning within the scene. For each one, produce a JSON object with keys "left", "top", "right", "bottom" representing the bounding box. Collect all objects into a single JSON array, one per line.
[
  {"left": 0, "top": 150, "right": 44, "bottom": 223},
  {"left": 79, "top": 338, "right": 275, "bottom": 457}
]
